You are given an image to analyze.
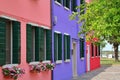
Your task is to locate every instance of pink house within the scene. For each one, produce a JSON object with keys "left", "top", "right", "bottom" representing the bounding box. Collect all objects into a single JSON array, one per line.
[{"left": 0, "top": 0, "right": 52, "bottom": 80}]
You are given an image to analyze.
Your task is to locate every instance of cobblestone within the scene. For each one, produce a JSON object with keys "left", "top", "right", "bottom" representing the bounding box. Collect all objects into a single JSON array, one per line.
[{"left": 72, "top": 65, "right": 120, "bottom": 80}]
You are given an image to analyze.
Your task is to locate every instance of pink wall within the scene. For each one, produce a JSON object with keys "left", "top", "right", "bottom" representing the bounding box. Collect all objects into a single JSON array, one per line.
[
  {"left": 0, "top": 0, "right": 51, "bottom": 79},
  {"left": 0, "top": 22, "right": 51, "bottom": 80},
  {"left": 0, "top": 0, "right": 51, "bottom": 28}
]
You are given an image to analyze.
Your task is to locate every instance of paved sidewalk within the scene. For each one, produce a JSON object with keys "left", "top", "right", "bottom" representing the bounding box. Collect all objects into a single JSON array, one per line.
[{"left": 72, "top": 65, "right": 120, "bottom": 80}]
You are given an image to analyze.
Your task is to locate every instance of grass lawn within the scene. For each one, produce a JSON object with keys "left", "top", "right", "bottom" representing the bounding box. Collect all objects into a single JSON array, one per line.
[{"left": 101, "top": 58, "right": 120, "bottom": 65}]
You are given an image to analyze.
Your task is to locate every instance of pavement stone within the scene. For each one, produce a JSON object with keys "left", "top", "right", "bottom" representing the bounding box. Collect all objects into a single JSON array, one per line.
[{"left": 72, "top": 65, "right": 120, "bottom": 80}]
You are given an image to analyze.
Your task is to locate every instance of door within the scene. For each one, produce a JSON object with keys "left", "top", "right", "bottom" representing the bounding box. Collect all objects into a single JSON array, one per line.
[
  {"left": 87, "top": 45, "right": 90, "bottom": 71},
  {"left": 72, "top": 42, "right": 77, "bottom": 77}
]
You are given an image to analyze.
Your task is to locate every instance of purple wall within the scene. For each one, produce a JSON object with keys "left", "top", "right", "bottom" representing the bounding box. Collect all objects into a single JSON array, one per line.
[{"left": 52, "top": 0, "right": 86, "bottom": 80}]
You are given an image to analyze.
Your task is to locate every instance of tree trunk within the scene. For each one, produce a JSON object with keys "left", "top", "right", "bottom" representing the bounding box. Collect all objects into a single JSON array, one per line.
[{"left": 113, "top": 43, "right": 119, "bottom": 62}]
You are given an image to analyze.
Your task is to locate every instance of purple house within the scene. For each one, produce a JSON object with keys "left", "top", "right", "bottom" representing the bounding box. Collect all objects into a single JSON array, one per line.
[{"left": 52, "top": 0, "right": 86, "bottom": 80}]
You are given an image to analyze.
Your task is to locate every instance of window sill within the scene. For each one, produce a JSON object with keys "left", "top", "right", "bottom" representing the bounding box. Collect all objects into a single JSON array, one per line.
[
  {"left": 42, "top": 60, "right": 51, "bottom": 64},
  {"left": 29, "top": 61, "right": 40, "bottom": 65},
  {"left": 56, "top": 60, "right": 62, "bottom": 64},
  {"left": 65, "top": 59, "right": 70, "bottom": 62},
  {"left": 55, "top": 1, "right": 62, "bottom": 6},
  {"left": 80, "top": 57, "right": 84, "bottom": 60},
  {"left": 64, "top": 7, "right": 70, "bottom": 11},
  {"left": 2, "top": 64, "right": 18, "bottom": 68}
]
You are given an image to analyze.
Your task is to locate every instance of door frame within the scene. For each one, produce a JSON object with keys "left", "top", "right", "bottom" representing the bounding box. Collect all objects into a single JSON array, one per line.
[
  {"left": 72, "top": 41, "right": 77, "bottom": 77},
  {"left": 86, "top": 45, "right": 90, "bottom": 72}
]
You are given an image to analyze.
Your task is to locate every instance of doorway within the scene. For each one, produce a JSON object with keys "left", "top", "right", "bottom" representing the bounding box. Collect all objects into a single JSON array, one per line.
[{"left": 72, "top": 42, "right": 77, "bottom": 77}]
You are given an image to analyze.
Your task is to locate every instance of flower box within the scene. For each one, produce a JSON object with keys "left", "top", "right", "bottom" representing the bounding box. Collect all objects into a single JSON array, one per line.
[{"left": 2, "top": 64, "right": 25, "bottom": 80}]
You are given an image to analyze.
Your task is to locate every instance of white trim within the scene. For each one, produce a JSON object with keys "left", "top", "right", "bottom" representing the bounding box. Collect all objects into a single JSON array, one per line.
[
  {"left": 56, "top": 60, "right": 62, "bottom": 64},
  {"left": 80, "top": 57, "right": 84, "bottom": 60},
  {"left": 64, "top": 33, "right": 69, "bottom": 35},
  {"left": 0, "top": 15, "right": 17, "bottom": 21},
  {"left": 28, "top": 22, "right": 39, "bottom": 27},
  {"left": 41, "top": 25, "right": 50, "bottom": 29},
  {"left": 2, "top": 64, "right": 18, "bottom": 68},
  {"left": 29, "top": 61, "right": 40, "bottom": 65},
  {"left": 55, "top": 1, "right": 62, "bottom": 6},
  {"left": 42, "top": 60, "right": 51, "bottom": 63},
  {"left": 65, "top": 59, "right": 70, "bottom": 62},
  {"left": 28, "top": 22, "right": 50, "bottom": 30},
  {"left": 64, "top": 7, "right": 70, "bottom": 11},
  {"left": 54, "top": 31, "right": 61, "bottom": 34}
]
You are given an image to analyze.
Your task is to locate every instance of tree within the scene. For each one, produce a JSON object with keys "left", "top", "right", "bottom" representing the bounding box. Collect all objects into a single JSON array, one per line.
[{"left": 70, "top": 0, "right": 120, "bottom": 61}]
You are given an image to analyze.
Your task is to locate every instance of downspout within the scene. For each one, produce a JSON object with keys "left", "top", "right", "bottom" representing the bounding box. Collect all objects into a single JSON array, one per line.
[{"left": 50, "top": 0, "right": 54, "bottom": 80}]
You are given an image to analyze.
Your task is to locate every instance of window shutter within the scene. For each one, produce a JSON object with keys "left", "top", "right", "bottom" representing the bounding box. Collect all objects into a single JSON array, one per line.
[
  {"left": 80, "top": 38, "right": 84, "bottom": 58},
  {"left": 26, "top": 24, "right": 33, "bottom": 63},
  {"left": 12, "top": 21, "right": 20, "bottom": 64},
  {"left": 54, "top": 33, "right": 57, "bottom": 62},
  {"left": 0, "top": 21, "right": 6, "bottom": 66},
  {"left": 35, "top": 27, "right": 40, "bottom": 61},
  {"left": 58, "top": 34, "right": 62, "bottom": 60},
  {"left": 98, "top": 45, "right": 100, "bottom": 56},
  {"left": 67, "top": 35, "right": 70, "bottom": 59},
  {"left": 72, "top": 0, "right": 77, "bottom": 12},
  {"left": 91, "top": 43, "right": 94, "bottom": 57},
  {"left": 46, "top": 29, "right": 52, "bottom": 60},
  {"left": 39, "top": 28, "right": 44, "bottom": 61},
  {"left": 64, "top": 35, "right": 67, "bottom": 60}
]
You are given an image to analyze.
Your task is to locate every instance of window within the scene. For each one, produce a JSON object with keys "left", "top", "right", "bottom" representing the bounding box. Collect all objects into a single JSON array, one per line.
[
  {"left": 98, "top": 45, "right": 100, "bottom": 56},
  {"left": 80, "top": 0, "right": 85, "bottom": 15},
  {"left": 55, "top": 0, "right": 62, "bottom": 4},
  {"left": 63, "top": 0, "right": 70, "bottom": 9},
  {"left": 27, "top": 24, "right": 52, "bottom": 63},
  {"left": 95, "top": 45, "right": 98, "bottom": 56},
  {"left": 80, "top": 38, "right": 85, "bottom": 58},
  {"left": 64, "top": 34, "right": 70, "bottom": 60},
  {"left": 0, "top": 18, "right": 20, "bottom": 66},
  {"left": 54, "top": 32, "right": 62, "bottom": 61},
  {"left": 91, "top": 43, "right": 94, "bottom": 57},
  {"left": 71, "top": 0, "right": 77, "bottom": 12}
]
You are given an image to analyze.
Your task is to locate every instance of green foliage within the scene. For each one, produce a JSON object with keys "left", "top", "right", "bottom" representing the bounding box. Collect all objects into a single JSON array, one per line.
[{"left": 70, "top": 0, "right": 120, "bottom": 45}]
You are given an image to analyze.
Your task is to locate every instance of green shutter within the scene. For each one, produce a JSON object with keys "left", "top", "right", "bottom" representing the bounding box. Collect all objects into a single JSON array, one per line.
[
  {"left": 35, "top": 27, "right": 40, "bottom": 61},
  {"left": 91, "top": 43, "right": 94, "bottom": 57},
  {"left": 54, "top": 33, "right": 57, "bottom": 62},
  {"left": 58, "top": 34, "right": 62, "bottom": 60},
  {"left": 26, "top": 24, "right": 32, "bottom": 63},
  {"left": 0, "top": 20, "right": 6, "bottom": 66},
  {"left": 64, "top": 35, "right": 67, "bottom": 60},
  {"left": 98, "top": 45, "right": 100, "bottom": 56},
  {"left": 80, "top": 0, "right": 85, "bottom": 15},
  {"left": 46, "top": 29, "right": 52, "bottom": 60},
  {"left": 39, "top": 28, "right": 44, "bottom": 61},
  {"left": 72, "top": 0, "right": 77, "bottom": 12},
  {"left": 80, "top": 38, "right": 85, "bottom": 58},
  {"left": 67, "top": 35, "right": 70, "bottom": 59},
  {"left": 12, "top": 21, "right": 20, "bottom": 64}
]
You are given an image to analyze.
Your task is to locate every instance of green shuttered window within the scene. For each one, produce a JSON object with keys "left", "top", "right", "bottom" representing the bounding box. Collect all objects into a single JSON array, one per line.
[
  {"left": 80, "top": 38, "right": 84, "bottom": 58},
  {"left": 80, "top": 0, "right": 85, "bottom": 15},
  {"left": 27, "top": 25, "right": 52, "bottom": 63},
  {"left": 64, "top": 35, "right": 70, "bottom": 60},
  {"left": 63, "top": 0, "right": 70, "bottom": 9},
  {"left": 54, "top": 32, "right": 62, "bottom": 61},
  {"left": 0, "top": 18, "right": 20, "bottom": 66},
  {"left": 71, "top": 0, "right": 77, "bottom": 12},
  {"left": 55, "top": 0, "right": 62, "bottom": 4},
  {"left": 91, "top": 43, "right": 94, "bottom": 57}
]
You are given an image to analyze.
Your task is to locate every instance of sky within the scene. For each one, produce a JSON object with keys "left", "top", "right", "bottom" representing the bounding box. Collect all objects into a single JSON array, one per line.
[
  {"left": 102, "top": 42, "right": 120, "bottom": 51},
  {"left": 102, "top": 43, "right": 113, "bottom": 51}
]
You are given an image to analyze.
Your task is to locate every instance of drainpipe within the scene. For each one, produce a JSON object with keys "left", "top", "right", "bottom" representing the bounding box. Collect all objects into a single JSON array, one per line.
[{"left": 50, "top": 0, "right": 54, "bottom": 80}]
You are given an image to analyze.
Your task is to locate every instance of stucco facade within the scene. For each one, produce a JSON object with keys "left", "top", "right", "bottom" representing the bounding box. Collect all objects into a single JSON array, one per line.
[
  {"left": 52, "top": 0, "right": 86, "bottom": 80},
  {"left": 0, "top": 0, "right": 51, "bottom": 80}
]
